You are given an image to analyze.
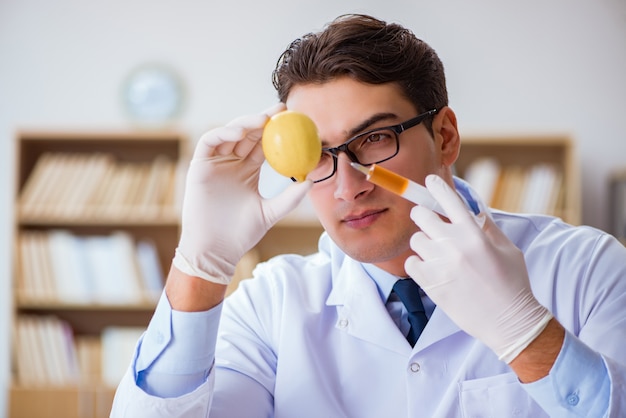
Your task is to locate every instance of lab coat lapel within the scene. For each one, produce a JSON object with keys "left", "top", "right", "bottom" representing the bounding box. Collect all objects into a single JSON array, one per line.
[
  {"left": 413, "top": 305, "right": 464, "bottom": 352},
  {"left": 327, "top": 258, "right": 411, "bottom": 356}
]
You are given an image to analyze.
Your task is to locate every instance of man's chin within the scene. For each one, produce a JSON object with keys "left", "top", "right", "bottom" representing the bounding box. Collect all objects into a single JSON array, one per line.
[{"left": 336, "top": 239, "right": 399, "bottom": 264}]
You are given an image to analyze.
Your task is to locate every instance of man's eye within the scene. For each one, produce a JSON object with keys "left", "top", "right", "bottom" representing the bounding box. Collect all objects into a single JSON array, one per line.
[
  {"left": 364, "top": 131, "right": 393, "bottom": 143},
  {"left": 318, "top": 151, "right": 333, "bottom": 164}
]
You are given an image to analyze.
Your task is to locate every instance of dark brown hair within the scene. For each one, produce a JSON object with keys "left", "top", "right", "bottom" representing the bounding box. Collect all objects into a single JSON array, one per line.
[{"left": 272, "top": 14, "right": 448, "bottom": 123}]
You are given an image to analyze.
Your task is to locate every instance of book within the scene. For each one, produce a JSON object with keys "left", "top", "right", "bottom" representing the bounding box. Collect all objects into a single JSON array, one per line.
[
  {"left": 19, "top": 151, "right": 181, "bottom": 220},
  {"left": 83, "top": 232, "right": 144, "bottom": 305},
  {"left": 83, "top": 235, "right": 126, "bottom": 304},
  {"left": 16, "top": 233, "right": 35, "bottom": 302},
  {"left": 63, "top": 153, "right": 114, "bottom": 218},
  {"left": 138, "top": 156, "right": 175, "bottom": 216},
  {"left": 136, "top": 239, "right": 165, "bottom": 301},
  {"left": 13, "top": 317, "right": 39, "bottom": 385},
  {"left": 18, "top": 229, "right": 160, "bottom": 305},
  {"left": 25, "top": 153, "right": 66, "bottom": 218},
  {"left": 462, "top": 157, "right": 501, "bottom": 207},
  {"left": 14, "top": 315, "right": 80, "bottom": 386},
  {"left": 75, "top": 335, "right": 102, "bottom": 384},
  {"left": 39, "top": 316, "right": 69, "bottom": 385},
  {"left": 106, "top": 232, "right": 144, "bottom": 304},
  {"left": 491, "top": 166, "right": 526, "bottom": 212},
  {"left": 521, "top": 164, "right": 561, "bottom": 215},
  {"left": 19, "top": 153, "right": 55, "bottom": 217},
  {"left": 48, "top": 154, "right": 79, "bottom": 218},
  {"left": 16, "top": 316, "right": 51, "bottom": 385},
  {"left": 20, "top": 231, "right": 56, "bottom": 303},
  {"left": 47, "top": 230, "right": 92, "bottom": 304},
  {"left": 34, "top": 231, "right": 58, "bottom": 301}
]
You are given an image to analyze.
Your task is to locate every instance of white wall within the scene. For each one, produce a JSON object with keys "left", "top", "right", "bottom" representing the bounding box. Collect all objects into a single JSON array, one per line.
[{"left": 1, "top": 0, "right": 625, "bottom": 414}]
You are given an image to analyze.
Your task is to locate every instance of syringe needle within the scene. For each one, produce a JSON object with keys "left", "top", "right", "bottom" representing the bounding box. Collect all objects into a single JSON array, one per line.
[{"left": 350, "top": 162, "right": 370, "bottom": 176}]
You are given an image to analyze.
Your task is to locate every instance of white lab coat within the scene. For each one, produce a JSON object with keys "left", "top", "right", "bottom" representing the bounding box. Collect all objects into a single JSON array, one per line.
[{"left": 112, "top": 210, "right": 626, "bottom": 417}]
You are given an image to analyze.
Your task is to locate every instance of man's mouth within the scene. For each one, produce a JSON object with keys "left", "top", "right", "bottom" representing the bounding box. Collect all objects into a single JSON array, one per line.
[{"left": 342, "top": 208, "right": 387, "bottom": 228}]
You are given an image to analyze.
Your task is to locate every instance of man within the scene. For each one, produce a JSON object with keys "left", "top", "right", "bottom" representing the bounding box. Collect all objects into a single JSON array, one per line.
[{"left": 111, "top": 14, "right": 626, "bottom": 417}]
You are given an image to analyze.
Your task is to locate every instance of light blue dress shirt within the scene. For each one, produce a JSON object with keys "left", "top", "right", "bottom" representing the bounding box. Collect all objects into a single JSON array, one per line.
[{"left": 111, "top": 178, "right": 625, "bottom": 417}]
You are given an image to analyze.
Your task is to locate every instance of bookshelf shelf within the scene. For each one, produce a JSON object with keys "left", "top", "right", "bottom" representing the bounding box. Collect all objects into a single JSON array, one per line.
[
  {"left": 9, "top": 130, "right": 188, "bottom": 418},
  {"left": 18, "top": 214, "right": 181, "bottom": 226},
  {"left": 15, "top": 307, "right": 155, "bottom": 335},
  {"left": 15, "top": 299, "right": 160, "bottom": 311}
]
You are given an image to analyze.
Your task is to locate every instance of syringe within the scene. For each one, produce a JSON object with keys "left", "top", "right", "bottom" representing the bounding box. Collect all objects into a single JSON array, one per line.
[{"left": 350, "top": 162, "right": 446, "bottom": 217}]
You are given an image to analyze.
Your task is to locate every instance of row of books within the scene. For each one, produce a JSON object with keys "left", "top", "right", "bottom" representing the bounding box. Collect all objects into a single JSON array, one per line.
[
  {"left": 18, "top": 152, "right": 181, "bottom": 219},
  {"left": 13, "top": 315, "right": 143, "bottom": 388},
  {"left": 463, "top": 157, "right": 563, "bottom": 215},
  {"left": 16, "top": 230, "right": 164, "bottom": 305}
]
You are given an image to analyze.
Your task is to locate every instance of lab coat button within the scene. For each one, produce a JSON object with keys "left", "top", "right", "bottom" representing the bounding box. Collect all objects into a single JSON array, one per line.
[
  {"left": 409, "top": 362, "right": 420, "bottom": 373},
  {"left": 566, "top": 393, "right": 579, "bottom": 406},
  {"left": 338, "top": 319, "right": 349, "bottom": 328}
]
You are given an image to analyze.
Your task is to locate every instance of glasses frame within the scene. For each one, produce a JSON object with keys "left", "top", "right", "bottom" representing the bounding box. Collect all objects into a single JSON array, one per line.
[{"left": 298, "top": 108, "right": 438, "bottom": 183}]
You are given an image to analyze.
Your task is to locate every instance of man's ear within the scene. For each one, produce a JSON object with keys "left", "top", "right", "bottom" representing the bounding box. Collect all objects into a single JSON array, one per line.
[{"left": 431, "top": 106, "right": 460, "bottom": 168}]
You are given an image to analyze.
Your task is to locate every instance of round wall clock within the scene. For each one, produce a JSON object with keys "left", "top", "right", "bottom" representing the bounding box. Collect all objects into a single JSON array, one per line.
[{"left": 122, "top": 63, "right": 184, "bottom": 124}]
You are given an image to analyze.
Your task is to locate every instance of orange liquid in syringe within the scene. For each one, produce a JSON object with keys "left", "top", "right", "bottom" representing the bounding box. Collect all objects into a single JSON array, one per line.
[{"left": 368, "top": 165, "right": 409, "bottom": 195}]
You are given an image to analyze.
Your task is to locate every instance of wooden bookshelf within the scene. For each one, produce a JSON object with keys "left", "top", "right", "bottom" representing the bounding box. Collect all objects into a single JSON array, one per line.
[
  {"left": 9, "top": 130, "right": 188, "bottom": 418},
  {"left": 8, "top": 130, "right": 325, "bottom": 417},
  {"left": 455, "top": 135, "right": 580, "bottom": 225}
]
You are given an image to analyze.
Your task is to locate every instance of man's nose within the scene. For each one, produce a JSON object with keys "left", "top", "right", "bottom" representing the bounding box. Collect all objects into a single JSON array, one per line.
[{"left": 332, "top": 154, "right": 372, "bottom": 200}]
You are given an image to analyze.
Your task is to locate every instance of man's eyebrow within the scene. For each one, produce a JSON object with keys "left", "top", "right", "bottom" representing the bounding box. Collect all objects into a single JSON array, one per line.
[
  {"left": 321, "top": 112, "right": 399, "bottom": 146},
  {"left": 347, "top": 113, "right": 398, "bottom": 138}
]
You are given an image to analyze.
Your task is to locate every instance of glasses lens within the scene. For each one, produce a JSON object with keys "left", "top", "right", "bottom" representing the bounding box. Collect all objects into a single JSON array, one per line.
[
  {"left": 307, "top": 151, "right": 335, "bottom": 182},
  {"left": 348, "top": 129, "right": 399, "bottom": 165}
]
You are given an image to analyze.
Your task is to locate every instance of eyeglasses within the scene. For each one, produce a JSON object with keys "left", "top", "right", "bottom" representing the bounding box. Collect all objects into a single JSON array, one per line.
[{"left": 300, "top": 109, "right": 438, "bottom": 183}]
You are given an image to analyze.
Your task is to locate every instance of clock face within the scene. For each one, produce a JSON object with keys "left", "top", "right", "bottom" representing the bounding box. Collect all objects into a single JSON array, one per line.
[{"left": 122, "top": 64, "right": 183, "bottom": 124}]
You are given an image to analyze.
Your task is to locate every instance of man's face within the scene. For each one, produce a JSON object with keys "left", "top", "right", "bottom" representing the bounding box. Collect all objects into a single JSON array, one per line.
[{"left": 286, "top": 77, "right": 456, "bottom": 276}]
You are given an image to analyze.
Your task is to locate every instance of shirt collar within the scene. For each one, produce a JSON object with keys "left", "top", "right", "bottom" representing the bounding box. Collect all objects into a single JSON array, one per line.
[
  {"left": 453, "top": 175, "right": 486, "bottom": 215},
  {"left": 361, "top": 263, "right": 400, "bottom": 302}
]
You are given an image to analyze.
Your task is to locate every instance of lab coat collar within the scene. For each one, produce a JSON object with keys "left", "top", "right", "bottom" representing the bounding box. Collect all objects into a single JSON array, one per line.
[
  {"left": 326, "top": 257, "right": 411, "bottom": 355},
  {"left": 325, "top": 249, "right": 464, "bottom": 356}
]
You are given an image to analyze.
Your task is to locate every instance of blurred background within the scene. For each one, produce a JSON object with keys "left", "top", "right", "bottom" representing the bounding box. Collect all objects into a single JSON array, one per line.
[{"left": 1, "top": 0, "right": 625, "bottom": 414}]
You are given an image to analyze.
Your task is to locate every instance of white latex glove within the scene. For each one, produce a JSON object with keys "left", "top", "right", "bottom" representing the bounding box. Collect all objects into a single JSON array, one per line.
[
  {"left": 173, "top": 103, "right": 313, "bottom": 284},
  {"left": 404, "top": 174, "right": 552, "bottom": 363}
]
